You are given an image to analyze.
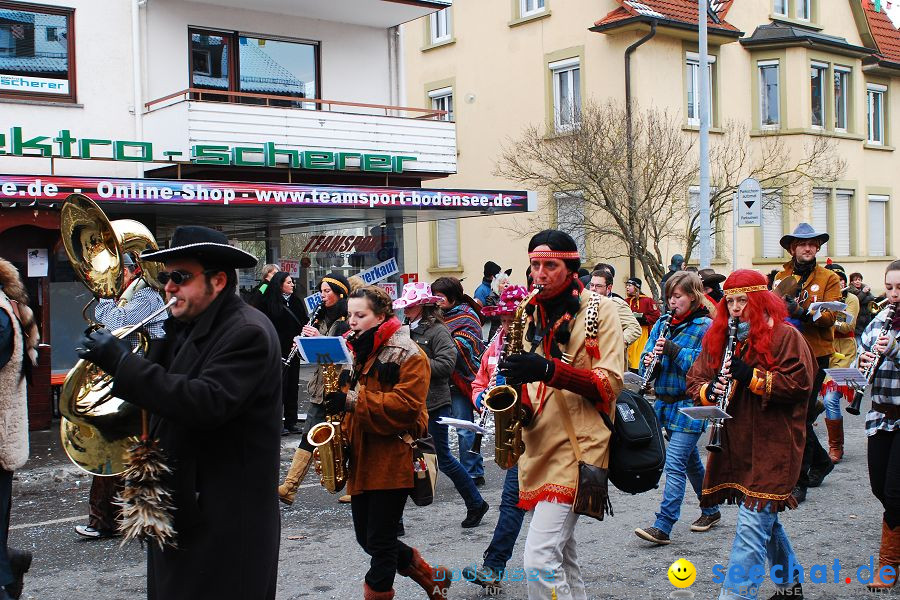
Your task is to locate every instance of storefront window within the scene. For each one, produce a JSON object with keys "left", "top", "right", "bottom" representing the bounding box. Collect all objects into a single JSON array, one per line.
[
  {"left": 190, "top": 28, "right": 318, "bottom": 108},
  {"left": 0, "top": 2, "right": 75, "bottom": 102}
]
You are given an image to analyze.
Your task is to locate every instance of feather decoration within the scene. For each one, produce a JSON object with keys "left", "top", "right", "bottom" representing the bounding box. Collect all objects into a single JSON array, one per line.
[{"left": 114, "top": 418, "right": 177, "bottom": 550}]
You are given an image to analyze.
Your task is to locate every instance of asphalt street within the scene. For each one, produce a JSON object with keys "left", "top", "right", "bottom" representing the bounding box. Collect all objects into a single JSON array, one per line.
[{"left": 9, "top": 379, "right": 887, "bottom": 599}]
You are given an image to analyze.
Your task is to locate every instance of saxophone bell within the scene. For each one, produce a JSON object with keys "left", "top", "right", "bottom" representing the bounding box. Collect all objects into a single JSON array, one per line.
[{"left": 308, "top": 363, "right": 350, "bottom": 493}]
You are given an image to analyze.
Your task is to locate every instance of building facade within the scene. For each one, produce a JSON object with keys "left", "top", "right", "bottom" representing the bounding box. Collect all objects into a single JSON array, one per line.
[
  {"left": 0, "top": 0, "right": 538, "bottom": 389},
  {"left": 403, "top": 0, "right": 900, "bottom": 297}
]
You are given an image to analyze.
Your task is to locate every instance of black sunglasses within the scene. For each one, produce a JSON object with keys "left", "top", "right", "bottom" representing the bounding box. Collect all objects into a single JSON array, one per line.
[{"left": 156, "top": 269, "right": 216, "bottom": 286}]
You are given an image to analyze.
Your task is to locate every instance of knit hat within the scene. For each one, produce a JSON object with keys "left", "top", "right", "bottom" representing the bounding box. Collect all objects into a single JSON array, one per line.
[
  {"left": 392, "top": 281, "right": 442, "bottom": 309},
  {"left": 626, "top": 277, "right": 642, "bottom": 289},
  {"left": 670, "top": 254, "right": 685, "bottom": 270},
  {"left": 824, "top": 262, "right": 847, "bottom": 284},
  {"left": 480, "top": 285, "right": 528, "bottom": 317},
  {"left": 320, "top": 272, "right": 350, "bottom": 297},
  {"left": 483, "top": 261, "right": 502, "bottom": 279}
]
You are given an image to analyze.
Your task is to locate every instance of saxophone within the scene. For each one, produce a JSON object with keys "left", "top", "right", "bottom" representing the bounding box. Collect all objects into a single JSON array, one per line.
[
  {"left": 307, "top": 363, "right": 349, "bottom": 493},
  {"left": 484, "top": 285, "right": 542, "bottom": 469}
]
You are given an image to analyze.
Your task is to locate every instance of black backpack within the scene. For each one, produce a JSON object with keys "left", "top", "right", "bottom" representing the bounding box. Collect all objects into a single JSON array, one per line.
[{"left": 600, "top": 388, "right": 665, "bottom": 495}]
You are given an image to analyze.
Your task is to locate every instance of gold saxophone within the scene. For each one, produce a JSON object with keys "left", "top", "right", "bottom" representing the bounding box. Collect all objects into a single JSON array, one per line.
[
  {"left": 307, "top": 364, "right": 349, "bottom": 493},
  {"left": 484, "top": 285, "right": 542, "bottom": 469}
]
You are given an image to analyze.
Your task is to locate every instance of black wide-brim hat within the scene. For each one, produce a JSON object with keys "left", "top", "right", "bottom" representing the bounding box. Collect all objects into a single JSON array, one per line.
[
  {"left": 141, "top": 225, "right": 257, "bottom": 269},
  {"left": 779, "top": 222, "right": 829, "bottom": 251},
  {"left": 698, "top": 268, "right": 726, "bottom": 286}
]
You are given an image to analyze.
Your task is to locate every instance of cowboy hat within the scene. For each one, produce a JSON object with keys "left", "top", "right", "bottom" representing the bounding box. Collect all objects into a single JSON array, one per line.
[
  {"left": 481, "top": 285, "right": 528, "bottom": 317},
  {"left": 698, "top": 268, "right": 726, "bottom": 286},
  {"left": 392, "top": 281, "right": 443, "bottom": 309},
  {"left": 779, "top": 222, "right": 829, "bottom": 251},
  {"left": 141, "top": 226, "right": 257, "bottom": 269}
]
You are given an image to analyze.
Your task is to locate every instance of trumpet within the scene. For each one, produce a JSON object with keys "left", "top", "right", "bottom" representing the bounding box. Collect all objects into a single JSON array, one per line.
[
  {"left": 868, "top": 297, "right": 890, "bottom": 315},
  {"left": 469, "top": 327, "right": 506, "bottom": 457},
  {"left": 706, "top": 317, "right": 739, "bottom": 453},
  {"left": 847, "top": 302, "right": 897, "bottom": 415}
]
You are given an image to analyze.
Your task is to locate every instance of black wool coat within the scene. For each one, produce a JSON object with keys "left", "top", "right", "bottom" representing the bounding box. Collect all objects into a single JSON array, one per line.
[
  {"left": 113, "top": 290, "right": 283, "bottom": 600},
  {"left": 259, "top": 295, "right": 308, "bottom": 357}
]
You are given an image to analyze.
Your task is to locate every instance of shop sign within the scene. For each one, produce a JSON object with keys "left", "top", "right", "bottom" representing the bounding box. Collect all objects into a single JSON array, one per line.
[
  {"left": 400, "top": 273, "right": 419, "bottom": 284},
  {"left": 302, "top": 258, "right": 400, "bottom": 314},
  {"left": 0, "top": 127, "right": 416, "bottom": 173},
  {"left": 381, "top": 283, "right": 398, "bottom": 300},
  {"left": 0, "top": 174, "right": 533, "bottom": 213},
  {"left": 303, "top": 235, "right": 379, "bottom": 253},
  {"left": 304, "top": 292, "right": 322, "bottom": 314},
  {"left": 1, "top": 75, "right": 69, "bottom": 95},
  {"left": 280, "top": 259, "right": 300, "bottom": 278}
]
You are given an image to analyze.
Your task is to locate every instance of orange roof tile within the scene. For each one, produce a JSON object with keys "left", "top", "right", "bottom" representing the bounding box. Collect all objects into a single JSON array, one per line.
[
  {"left": 863, "top": 0, "right": 900, "bottom": 64},
  {"left": 594, "top": 0, "right": 739, "bottom": 33}
]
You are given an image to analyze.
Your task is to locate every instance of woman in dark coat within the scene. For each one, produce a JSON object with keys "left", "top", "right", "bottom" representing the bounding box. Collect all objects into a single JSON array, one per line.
[{"left": 259, "top": 271, "right": 308, "bottom": 434}]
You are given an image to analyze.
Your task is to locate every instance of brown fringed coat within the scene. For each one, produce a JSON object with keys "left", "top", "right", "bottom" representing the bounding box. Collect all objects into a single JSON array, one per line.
[{"left": 686, "top": 321, "right": 815, "bottom": 511}]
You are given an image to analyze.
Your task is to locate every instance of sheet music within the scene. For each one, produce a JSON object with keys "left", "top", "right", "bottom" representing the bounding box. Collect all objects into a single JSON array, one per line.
[
  {"left": 809, "top": 301, "right": 847, "bottom": 322},
  {"left": 679, "top": 406, "right": 732, "bottom": 420},
  {"left": 623, "top": 372, "right": 644, "bottom": 386},
  {"left": 824, "top": 368, "right": 868, "bottom": 388},
  {"left": 436, "top": 417, "right": 487, "bottom": 434}
]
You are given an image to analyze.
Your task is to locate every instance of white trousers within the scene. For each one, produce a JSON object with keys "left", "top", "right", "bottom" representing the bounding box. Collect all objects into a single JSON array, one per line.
[{"left": 523, "top": 500, "right": 587, "bottom": 600}]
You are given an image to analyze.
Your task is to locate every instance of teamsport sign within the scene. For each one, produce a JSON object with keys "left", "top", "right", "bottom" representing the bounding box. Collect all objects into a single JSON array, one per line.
[
  {"left": 0, "top": 126, "right": 414, "bottom": 173},
  {"left": 0, "top": 175, "right": 535, "bottom": 212}
]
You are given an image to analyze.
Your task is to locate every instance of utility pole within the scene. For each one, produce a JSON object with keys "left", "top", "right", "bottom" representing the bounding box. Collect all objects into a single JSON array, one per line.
[{"left": 698, "top": 0, "right": 712, "bottom": 269}]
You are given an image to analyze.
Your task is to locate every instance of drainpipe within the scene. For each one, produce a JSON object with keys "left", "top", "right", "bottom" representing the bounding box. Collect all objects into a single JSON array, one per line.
[
  {"left": 131, "top": 0, "right": 148, "bottom": 177},
  {"left": 624, "top": 20, "right": 656, "bottom": 278}
]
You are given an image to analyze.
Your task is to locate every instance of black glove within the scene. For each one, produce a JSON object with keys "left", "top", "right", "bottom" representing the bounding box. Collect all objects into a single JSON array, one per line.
[
  {"left": 784, "top": 297, "right": 808, "bottom": 321},
  {"left": 324, "top": 390, "right": 348, "bottom": 414},
  {"left": 77, "top": 328, "right": 131, "bottom": 375},
  {"left": 498, "top": 353, "right": 555, "bottom": 386},
  {"left": 729, "top": 357, "right": 754, "bottom": 387}
]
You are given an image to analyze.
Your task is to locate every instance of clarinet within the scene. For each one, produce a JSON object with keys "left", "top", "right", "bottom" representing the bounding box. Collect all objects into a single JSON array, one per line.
[
  {"left": 847, "top": 302, "right": 897, "bottom": 415},
  {"left": 283, "top": 301, "right": 324, "bottom": 369},
  {"left": 469, "top": 328, "right": 506, "bottom": 456},
  {"left": 640, "top": 308, "right": 675, "bottom": 395},
  {"left": 706, "top": 317, "right": 740, "bottom": 453}
]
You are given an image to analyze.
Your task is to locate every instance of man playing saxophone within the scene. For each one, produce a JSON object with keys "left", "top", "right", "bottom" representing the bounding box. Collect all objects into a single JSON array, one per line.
[
  {"left": 74, "top": 252, "right": 166, "bottom": 541},
  {"left": 496, "top": 230, "right": 623, "bottom": 600}
]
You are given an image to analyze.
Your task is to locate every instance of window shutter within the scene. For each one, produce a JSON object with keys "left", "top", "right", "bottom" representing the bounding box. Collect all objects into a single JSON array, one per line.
[
  {"left": 761, "top": 194, "right": 783, "bottom": 259},
  {"left": 811, "top": 189, "right": 829, "bottom": 257},
  {"left": 834, "top": 191, "right": 852, "bottom": 257},
  {"left": 868, "top": 196, "right": 888, "bottom": 257},
  {"left": 436, "top": 219, "right": 459, "bottom": 268}
]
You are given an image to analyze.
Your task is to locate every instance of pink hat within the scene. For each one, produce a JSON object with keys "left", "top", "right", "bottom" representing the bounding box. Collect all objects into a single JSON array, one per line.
[
  {"left": 392, "top": 281, "right": 443, "bottom": 309},
  {"left": 481, "top": 285, "right": 528, "bottom": 317}
]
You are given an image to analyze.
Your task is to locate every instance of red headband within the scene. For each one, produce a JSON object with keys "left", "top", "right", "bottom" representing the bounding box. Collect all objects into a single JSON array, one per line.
[{"left": 528, "top": 250, "right": 580, "bottom": 260}]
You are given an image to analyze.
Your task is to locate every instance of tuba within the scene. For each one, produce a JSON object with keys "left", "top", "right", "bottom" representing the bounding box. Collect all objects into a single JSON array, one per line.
[
  {"left": 307, "top": 363, "right": 350, "bottom": 493},
  {"left": 484, "top": 285, "right": 542, "bottom": 469},
  {"left": 58, "top": 194, "right": 166, "bottom": 476}
]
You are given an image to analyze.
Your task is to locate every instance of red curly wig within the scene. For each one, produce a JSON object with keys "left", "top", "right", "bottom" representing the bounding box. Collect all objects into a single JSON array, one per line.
[{"left": 702, "top": 269, "right": 788, "bottom": 369}]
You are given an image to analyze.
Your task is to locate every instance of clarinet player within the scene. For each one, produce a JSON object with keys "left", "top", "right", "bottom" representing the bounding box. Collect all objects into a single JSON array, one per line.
[{"left": 857, "top": 260, "right": 900, "bottom": 591}]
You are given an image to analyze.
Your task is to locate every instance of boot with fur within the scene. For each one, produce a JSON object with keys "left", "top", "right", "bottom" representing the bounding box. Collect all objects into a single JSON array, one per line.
[{"left": 278, "top": 448, "right": 312, "bottom": 505}]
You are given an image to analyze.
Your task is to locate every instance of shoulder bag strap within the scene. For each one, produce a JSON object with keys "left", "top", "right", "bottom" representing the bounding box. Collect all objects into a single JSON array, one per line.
[{"left": 554, "top": 394, "right": 583, "bottom": 463}]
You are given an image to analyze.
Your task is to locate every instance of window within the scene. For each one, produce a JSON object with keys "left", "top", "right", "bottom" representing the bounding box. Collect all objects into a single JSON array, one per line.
[
  {"left": 868, "top": 195, "right": 888, "bottom": 257},
  {"left": 428, "top": 87, "right": 454, "bottom": 122},
  {"left": 834, "top": 67, "right": 849, "bottom": 131},
  {"left": 189, "top": 30, "right": 318, "bottom": 107},
  {"left": 689, "top": 188, "right": 718, "bottom": 257},
  {"left": 810, "top": 63, "right": 826, "bottom": 129},
  {"left": 550, "top": 57, "right": 581, "bottom": 133},
  {"left": 761, "top": 193, "right": 784, "bottom": 258},
  {"left": 867, "top": 83, "right": 887, "bottom": 145},
  {"left": 0, "top": 2, "right": 75, "bottom": 101},
  {"left": 435, "top": 219, "right": 459, "bottom": 268},
  {"left": 521, "top": 0, "right": 546, "bottom": 17},
  {"left": 796, "top": 0, "right": 811, "bottom": 20},
  {"left": 759, "top": 61, "right": 780, "bottom": 128},
  {"left": 686, "top": 53, "right": 715, "bottom": 126},
  {"left": 555, "top": 192, "right": 586, "bottom": 258},
  {"left": 430, "top": 9, "right": 451, "bottom": 44},
  {"left": 811, "top": 188, "right": 829, "bottom": 256},
  {"left": 774, "top": 0, "right": 788, "bottom": 15},
  {"left": 834, "top": 190, "right": 852, "bottom": 257}
]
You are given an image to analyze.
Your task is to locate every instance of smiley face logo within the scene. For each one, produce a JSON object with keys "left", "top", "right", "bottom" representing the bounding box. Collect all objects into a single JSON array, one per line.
[{"left": 667, "top": 558, "right": 696, "bottom": 588}]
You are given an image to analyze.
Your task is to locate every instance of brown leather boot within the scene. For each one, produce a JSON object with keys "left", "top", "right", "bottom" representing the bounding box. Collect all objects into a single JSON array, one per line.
[
  {"left": 868, "top": 520, "right": 900, "bottom": 591},
  {"left": 825, "top": 418, "right": 844, "bottom": 463},
  {"left": 278, "top": 448, "right": 312, "bottom": 505},
  {"left": 398, "top": 547, "right": 451, "bottom": 600},
  {"left": 363, "top": 583, "right": 394, "bottom": 600}
]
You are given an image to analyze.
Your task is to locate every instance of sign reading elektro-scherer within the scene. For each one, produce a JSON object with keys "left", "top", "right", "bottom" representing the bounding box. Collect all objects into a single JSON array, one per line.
[{"left": 0, "top": 126, "right": 416, "bottom": 173}]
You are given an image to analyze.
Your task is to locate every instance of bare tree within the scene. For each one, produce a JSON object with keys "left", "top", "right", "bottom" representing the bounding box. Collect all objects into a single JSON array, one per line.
[{"left": 495, "top": 100, "right": 846, "bottom": 299}]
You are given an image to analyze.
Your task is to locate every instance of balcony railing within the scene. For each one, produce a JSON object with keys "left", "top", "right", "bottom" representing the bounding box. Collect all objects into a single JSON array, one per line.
[{"left": 145, "top": 88, "right": 449, "bottom": 121}]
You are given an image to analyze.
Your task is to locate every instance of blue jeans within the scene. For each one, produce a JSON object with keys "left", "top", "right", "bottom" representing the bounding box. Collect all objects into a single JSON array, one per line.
[
  {"left": 429, "top": 405, "right": 483, "bottom": 510},
  {"left": 654, "top": 430, "right": 719, "bottom": 535},
  {"left": 451, "top": 387, "right": 484, "bottom": 479},
  {"left": 719, "top": 503, "right": 798, "bottom": 600},
  {"left": 823, "top": 389, "right": 843, "bottom": 421},
  {"left": 483, "top": 466, "right": 526, "bottom": 572}
]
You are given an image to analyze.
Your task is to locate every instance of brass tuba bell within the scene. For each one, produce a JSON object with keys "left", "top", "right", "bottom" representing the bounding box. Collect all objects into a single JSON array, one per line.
[{"left": 58, "top": 194, "right": 165, "bottom": 476}]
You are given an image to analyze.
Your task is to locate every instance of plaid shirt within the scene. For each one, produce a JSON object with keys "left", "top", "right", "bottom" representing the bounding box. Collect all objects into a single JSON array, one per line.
[
  {"left": 858, "top": 309, "right": 900, "bottom": 436},
  {"left": 639, "top": 313, "right": 712, "bottom": 433}
]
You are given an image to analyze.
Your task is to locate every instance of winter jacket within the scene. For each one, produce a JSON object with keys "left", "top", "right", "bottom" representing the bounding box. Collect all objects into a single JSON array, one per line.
[
  {"left": 408, "top": 316, "right": 457, "bottom": 412},
  {"left": 774, "top": 261, "right": 842, "bottom": 358}
]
